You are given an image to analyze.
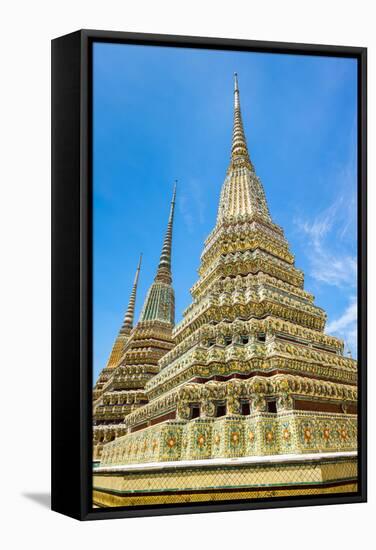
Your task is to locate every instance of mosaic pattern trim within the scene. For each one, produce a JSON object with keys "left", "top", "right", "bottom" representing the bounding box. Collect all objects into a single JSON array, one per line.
[{"left": 99, "top": 411, "right": 357, "bottom": 466}]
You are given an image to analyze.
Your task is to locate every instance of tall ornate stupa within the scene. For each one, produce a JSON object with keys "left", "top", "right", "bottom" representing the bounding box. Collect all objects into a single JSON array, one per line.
[
  {"left": 93, "top": 76, "right": 358, "bottom": 507},
  {"left": 93, "top": 186, "right": 176, "bottom": 459},
  {"left": 92, "top": 254, "right": 142, "bottom": 405}
]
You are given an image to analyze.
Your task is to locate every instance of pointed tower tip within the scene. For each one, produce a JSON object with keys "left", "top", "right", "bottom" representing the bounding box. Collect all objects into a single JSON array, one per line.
[
  {"left": 230, "top": 71, "right": 253, "bottom": 169},
  {"left": 139, "top": 182, "right": 176, "bottom": 325},
  {"left": 137, "top": 252, "right": 143, "bottom": 270},
  {"left": 121, "top": 255, "right": 142, "bottom": 333},
  {"left": 154, "top": 183, "right": 176, "bottom": 284}
]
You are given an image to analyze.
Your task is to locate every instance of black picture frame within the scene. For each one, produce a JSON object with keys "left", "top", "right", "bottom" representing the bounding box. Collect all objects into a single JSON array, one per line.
[{"left": 51, "top": 29, "right": 367, "bottom": 521}]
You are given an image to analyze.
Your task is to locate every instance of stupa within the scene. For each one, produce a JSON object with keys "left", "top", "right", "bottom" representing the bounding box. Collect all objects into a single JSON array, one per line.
[
  {"left": 93, "top": 186, "right": 176, "bottom": 459},
  {"left": 93, "top": 75, "right": 358, "bottom": 507}
]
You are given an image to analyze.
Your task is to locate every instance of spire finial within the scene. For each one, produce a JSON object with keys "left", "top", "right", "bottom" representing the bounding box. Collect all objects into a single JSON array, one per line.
[
  {"left": 155, "top": 183, "right": 176, "bottom": 284},
  {"left": 231, "top": 73, "right": 252, "bottom": 169},
  {"left": 121, "top": 253, "right": 142, "bottom": 333}
]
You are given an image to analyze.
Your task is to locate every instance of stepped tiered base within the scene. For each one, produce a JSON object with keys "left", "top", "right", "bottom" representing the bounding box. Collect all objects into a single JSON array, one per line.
[{"left": 93, "top": 451, "right": 357, "bottom": 507}]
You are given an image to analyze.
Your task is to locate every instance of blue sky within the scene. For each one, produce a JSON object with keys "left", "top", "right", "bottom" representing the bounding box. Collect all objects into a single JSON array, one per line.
[{"left": 93, "top": 42, "right": 358, "bottom": 382}]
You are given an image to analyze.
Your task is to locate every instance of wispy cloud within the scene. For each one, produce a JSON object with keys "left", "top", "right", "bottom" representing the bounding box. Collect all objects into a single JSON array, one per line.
[
  {"left": 296, "top": 196, "right": 357, "bottom": 288},
  {"left": 326, "top": 296, "right": 357, "bottom": 356},
  {"left": 295, "top": 134, "right": 357, "bottom": 289},
  {"left": 294, "top": 140, "right": 358, "bottom": 358},
  {"left": 178, "top": 178, "right": 206, "bottom": 233}
]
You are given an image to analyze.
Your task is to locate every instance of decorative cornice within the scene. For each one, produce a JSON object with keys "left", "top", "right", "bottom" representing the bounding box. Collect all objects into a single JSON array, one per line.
[
  {"left": 146, "top": 352, "right": 357, "bottom": 402},
  {"left": 122, "top": 374, "right": 357, "bottom": 430}
]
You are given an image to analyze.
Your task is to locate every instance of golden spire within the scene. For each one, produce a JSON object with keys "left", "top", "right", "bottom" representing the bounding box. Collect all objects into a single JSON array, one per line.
[
  {"left": 120, "top": 253, "right": 142, "bottom": 334},
  {"left": 139, "top": 183, "right": 176, "bottom": 325},
  {"left": 215, "top": 74, "right": 271, "bottom": 225},
  {"left": 231, "top": 73, "right": 253, "bottom": 169},
  {"left": 102, "top": 254, "right": 143, "bottom": 369},
  {"left": 155, "top": 182, "right": 177, "bottom": 284}
]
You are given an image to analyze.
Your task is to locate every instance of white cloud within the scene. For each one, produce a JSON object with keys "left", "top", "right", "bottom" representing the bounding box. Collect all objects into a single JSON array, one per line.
[
  {"left": 310, "top": 252, "right": 357, "bottom": 288},
  {"left": 297, "top": 196, "right": 357, "bottom": 288},
  {"left": 326, "top": 298, "right": 357, "bottom": 333},
  {"left": 295, "top": 146, "right": 358, "bottom": 358},
  {"left": 326, "top": 297, "right": 357, "bottom": 357},
  {"left": 295, "top": 119, "right": 357, "bottom": 289}
]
